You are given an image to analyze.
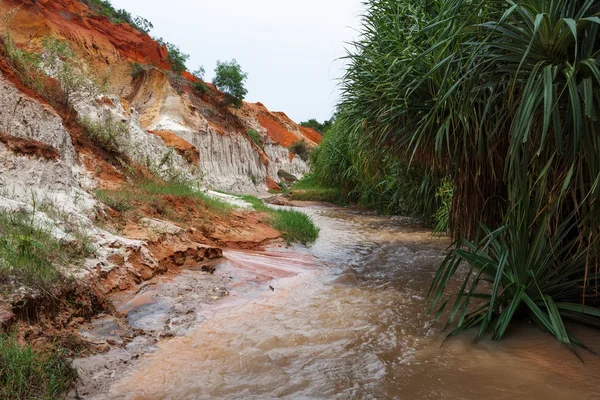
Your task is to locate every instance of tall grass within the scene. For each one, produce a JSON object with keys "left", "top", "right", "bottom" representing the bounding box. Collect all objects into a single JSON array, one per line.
[
  {"left": 311, "top": 117, "right": 444, "bottom": 219},
  {"left": 96, "top": 181, "right": 235, "bottom": 216},
  {"left": 242, "top": 196, "right": 320, "bottom": 244},
  {"left": 0, "top": 209, "right": 90, "bottom": 288},
  {"left": 0, "top": 333, "right": 76, "bottom": 400},
  {"left": 337, "top": 0, "right": 600, "bottom": 346}
]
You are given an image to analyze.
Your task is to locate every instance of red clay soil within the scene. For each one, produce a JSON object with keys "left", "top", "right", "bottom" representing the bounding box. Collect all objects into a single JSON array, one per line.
[
  {"left": 1, "top": 0, "right": 171, "bottom": 69},
  {"left": 257, "top": 114, "right": 304, "bottom": 148},
  {"left": 298, "top": 126, "right": 323, "bottom": 144},
  {"left": 148, "top": 130, "right": 200, "bottom": 165},
  {"left": 266, "top": 176, "right": 282, "bottom": 192},
  {"left": 0, "top": 133, "right": 61, "bottom": 161}
]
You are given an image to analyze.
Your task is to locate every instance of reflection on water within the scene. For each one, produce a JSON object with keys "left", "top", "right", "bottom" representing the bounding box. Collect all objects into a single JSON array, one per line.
[{"left": 108, "top": 205, "right": 600, "bottom": 400}]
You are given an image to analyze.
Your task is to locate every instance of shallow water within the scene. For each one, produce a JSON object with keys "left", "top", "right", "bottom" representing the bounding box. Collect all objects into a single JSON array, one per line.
[{"left": 108, "top": 205, "right": 600, "bottom": 400}]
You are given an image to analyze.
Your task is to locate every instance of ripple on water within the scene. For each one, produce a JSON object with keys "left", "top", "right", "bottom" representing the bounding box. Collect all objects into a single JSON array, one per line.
[{"left": 108, "top": 206, "right": 600, "bottom": 400}]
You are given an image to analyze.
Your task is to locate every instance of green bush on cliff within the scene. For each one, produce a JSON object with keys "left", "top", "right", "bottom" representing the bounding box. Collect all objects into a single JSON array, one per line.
[
  {"left": 212, "top": 59, "right": 248, "bottom": 108},
  {"left": 81, "top": 0, "right": 153, "bottom": 34},
  {"left": 289, "top": 140, "right": 310, "bottom": 162},
  {"left": 80, "top": 115, "right": 128, "bottom": 154}
]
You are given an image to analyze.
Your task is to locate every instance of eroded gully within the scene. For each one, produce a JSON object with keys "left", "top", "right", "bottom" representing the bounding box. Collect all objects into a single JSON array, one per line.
[{"left": 93, "top": 204, "right": 600, "bottom": 399}]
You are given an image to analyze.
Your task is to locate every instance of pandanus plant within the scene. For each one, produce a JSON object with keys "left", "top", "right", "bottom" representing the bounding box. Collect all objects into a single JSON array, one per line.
[{"left": 340, "top": 0, "right": 600, "bottom": 348}]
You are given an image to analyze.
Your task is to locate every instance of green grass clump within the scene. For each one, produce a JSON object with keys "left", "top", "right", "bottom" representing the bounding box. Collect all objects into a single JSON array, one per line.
[
  {"left": 0, "top": 333, "right": 76, "bottom": 400},
  {"left": 242, "top": 196, "right": 319, "bottom": 244},
  {"left": 140, "top": 182, "right": 235, "bottom": 214},
  {"left": 246, "top": 129, "right": 263, "bottom": 149},
  {"left": 288, "top": 175, "right": 343, "bottom": 204},
  {"left": 80, "top": 116, "right": 128, "bottom": 154},
  {"left": 0, "top": 210, "right": 89, "bottom": 288},
  {"left": 270, "top": 209, "right": 319, "bottom": 245},
  {"left": 97, "top": 181, "right": 235, "bottom": 216}
]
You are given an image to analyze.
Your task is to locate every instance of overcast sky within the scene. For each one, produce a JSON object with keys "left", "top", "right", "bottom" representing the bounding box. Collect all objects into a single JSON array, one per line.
[{"left": 109, "top": 0, "right": 364, "bottom": 123}]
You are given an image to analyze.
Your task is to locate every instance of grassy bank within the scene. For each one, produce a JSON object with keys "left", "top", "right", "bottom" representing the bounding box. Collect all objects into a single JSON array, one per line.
[
  {"left": 96, "top": 180, "right": 235, "bottom": 219},
  {"left": 0, "top": 209, "right": 92, "bottom": 289},
  {"left": 286, "top": 175, "right": 344, "bottom": 204},
  {"left": 242, "top": 196, "right": 319, "bottom": 244},
  {"left": 0, "top": 333, "right": 76, "bottom": 400}
]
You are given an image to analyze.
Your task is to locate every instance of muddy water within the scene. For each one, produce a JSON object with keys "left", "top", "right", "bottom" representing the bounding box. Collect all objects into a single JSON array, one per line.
[{"left": 107, "top": 205, "right": 600, "bottom": 400}]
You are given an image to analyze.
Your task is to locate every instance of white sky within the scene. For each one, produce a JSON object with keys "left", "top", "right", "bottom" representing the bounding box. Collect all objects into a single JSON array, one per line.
[{"left": 109, "top": 0, "right": 364, "bottom": 123}]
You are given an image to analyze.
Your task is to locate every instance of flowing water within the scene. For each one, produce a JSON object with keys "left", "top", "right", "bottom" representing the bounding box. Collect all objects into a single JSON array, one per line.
[{"left": 107, "top": 205, "right": 600, "bottom": 399}]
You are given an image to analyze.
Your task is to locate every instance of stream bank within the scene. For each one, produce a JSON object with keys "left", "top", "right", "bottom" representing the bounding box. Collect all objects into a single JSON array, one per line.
[{"left": 73, "top": 202, "right": 600, "bottom": 399}]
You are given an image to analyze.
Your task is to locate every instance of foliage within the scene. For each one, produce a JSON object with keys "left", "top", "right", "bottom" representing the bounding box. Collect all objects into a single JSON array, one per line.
[
  {"left": 154, "top": 38, "right": 189, "bottom": 74},
  {"left": 81, "top": 0, "right": 153, "bottom": 34},
  {"left": 246, "top": 129, "right": 263, "bottom": 149},
  {"left": 299, "top": 117, "right": 334, "bottom": 134},
  {"left": 97, "top": 181, "right": 235, "bottom": 216},
  {"left": 311, "top": 117, "right": 443, "bottom": 218},
  {"left": 0, "top": 333, "right": 76, "bottom": 400},
  {"left": 288, "top": 175, "right": 343, "bottom": 203},
  {"left": 0, "top": 209, "right": 90, "bottom": 289},
  {"left": 289, "top": 140, "right": 310, "bottom": 162},
  {"left": 212, "top": 59, "right": 248, "bottom": 108},
  {"left": 80, "top": 115, "right": 128, "bottom": 154},
  {"left": 192, "top": 66, "right": 205, "bottom": 80},
  {"left": 193, "top": 81, "right": 210, "bottom": 95},
  {"left": 130, "top": 62, "right": 145, "bottom": 78},
  {"left": 242, "top": 196, "right": 320, "bottom": 244},
  {"left": 342, "top": 0, "right": 600, "bottom": 345},
  {"left": 433, "top": 178, "right": 453, "bottom": 235},
  {"left": 271, "top": 209, "right": 320, "bottom": 245},
  {"left": 141, "top": 181, "right": 235, "bottom": 214}
]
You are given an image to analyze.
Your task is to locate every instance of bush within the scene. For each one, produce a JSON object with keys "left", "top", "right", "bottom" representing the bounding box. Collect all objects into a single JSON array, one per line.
[
  {"left": 82, "top": 0, "right": 153, "bottom": 34},
  {"left": 289, "top": 140, "right": 310, "bottom": 162},
  {"left": 2, "top": 35, "right": 100, "bottom": 108},
  {"left": 246, "top": 129, "right": 263, "bottom": 149},
  {"left": 299, "top": 118, "right": 334, "bottom": 134},
  {"left": 154, "top": 38, "right": 189, "bottom": 74},
  {"left": 80, "top": 115, "right": 128, "bottom": 154},
  {"left": 212, "top": 59, "right": 248, "bottom": 108},
  {"left": 192, "top": 66, "right": 205, "bottom": 80},
  {"left": 0, "top": 333, "right": 76, "bottom": 400},
  {"left": 130, "top": 62, "right": 145, "bottom": 78},
  {"left": 193, "top": 81, "right": 210, "bottom": 95}
]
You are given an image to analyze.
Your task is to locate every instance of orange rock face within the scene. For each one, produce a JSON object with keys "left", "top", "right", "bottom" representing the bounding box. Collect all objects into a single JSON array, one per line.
[
  {"left": 1, "top": 0, "right": 170, "bottom": 69},
  {"left": 148, "top": 130, "right": 200, "bottom": 165}
]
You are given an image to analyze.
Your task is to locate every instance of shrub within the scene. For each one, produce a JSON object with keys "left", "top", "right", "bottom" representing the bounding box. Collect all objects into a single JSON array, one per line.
[
  {"left": 154, "top": 38, "right": 189, "bottom": 74},
  {"left": 80, "top": 115, "right": 128, "bottom": 154},
  {"left": 342, "top": 0, "right": 600, "bottom": 345},
  {"left": 193, "top": 81, "right": 210, "bottom": 95},
  {"left": 289, "top": 140, "right": 310, "bottom": 162},
  {"left": 0, "top": 333, "right": 76, "bottom": 400},
  {"left": 81, "top": 0, "right": 153, "bottom": 34},
  {"left": 130, "top": 62, "right": 145, "bottom": 78},
  {"left": 212, "top": 59, "right": 248, "bottom": 108},
  {"left": 192, "top": 66, "right": 205, "bottom": 80},
  {"left": 246, "top": 129, "right": 263, "bottom": 149},
  {"left": 299, "top": 118, "right": 334, "bottom": 134}
]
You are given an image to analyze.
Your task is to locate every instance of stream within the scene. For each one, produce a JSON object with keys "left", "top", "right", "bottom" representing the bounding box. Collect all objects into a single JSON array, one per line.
[{"left": 103, "top": 204, "right": 600, "bottom": 399}]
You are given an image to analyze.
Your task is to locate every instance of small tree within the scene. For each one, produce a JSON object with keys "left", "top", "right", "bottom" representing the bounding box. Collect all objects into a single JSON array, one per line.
[
  {"left": 192, "top": 66, "right": 205, "bottom": 80},
  {"left": 212, "top": 59, "right": 248, "bottom": 108},
  {"left": 155, "top": 38, "right": 189, "bottom": 74}
]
